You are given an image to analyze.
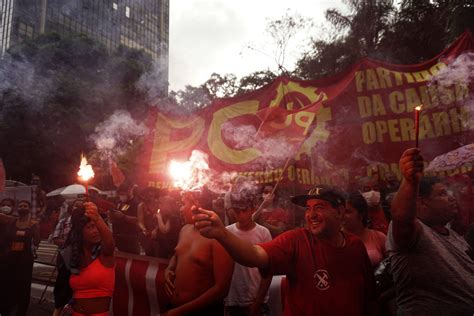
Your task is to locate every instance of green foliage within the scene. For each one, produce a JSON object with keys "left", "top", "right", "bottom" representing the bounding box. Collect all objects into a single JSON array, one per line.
[
  {"left": 236, "top": 70, "right": 278, "bottom": 96},
  {"left": 204, "top": 73, "right": 238, "bottom": 99},
  {"left": 296, "top": 0, "right": 474, "bottom": 79},
  {"left": 168, "top": 84, "right": 212, "bottom": 114},
  {"left": 165, "top": 70, "right": 278, "bottom": 114},
  {"left": 0, "top": 33, "right": 152, "bottom": 189},
  {"left": 296, "top": 0, "right": 396, "bottom": 79},
  {"left": 379, "top": 0, "right": 474, "bottom": 63}
]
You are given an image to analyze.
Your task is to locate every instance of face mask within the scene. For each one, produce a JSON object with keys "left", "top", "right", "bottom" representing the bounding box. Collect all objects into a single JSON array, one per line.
[
  {"left": 361, "top": 190, "right": 381, "bottom": 207},
  {"left": 1, "top": 206, "right": 12, "bottom": 214},
  {"left": 119, "top": 195, "right": 128, "bottom": 203}
]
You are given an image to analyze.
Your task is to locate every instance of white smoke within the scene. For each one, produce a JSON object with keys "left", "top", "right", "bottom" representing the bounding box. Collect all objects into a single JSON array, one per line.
[
  {"left": 168, "top": 151, "right": 257, "bottom": 195},
  {"left": 231, "top": 175, "right": 260, "bottom": 194},
  {"left": 0, "top": 53, "right": 55, "bottom": 112},
  {"left": 221, "top": 122, "right": 299, "bottom": 167},
  {"left": 90, "top": 110, "right": 148, "bottom": 159},
  {"left": 205, "top": 171, "right": 238, "bottom": 194},
  {"left": 350, "top": 147, "right": 384, "bottom": 167},
  {"left": 430, "top": 52, "right": 474, "bottom": 144},
  {"left": 433, "top": 52, "right": 474, "bottom": 87},
  {"left": 169, "top": 150, "right": 212, "bottom": 191},
  {"left": 137, "top": 58, "right": 169, "bottom": 103}
]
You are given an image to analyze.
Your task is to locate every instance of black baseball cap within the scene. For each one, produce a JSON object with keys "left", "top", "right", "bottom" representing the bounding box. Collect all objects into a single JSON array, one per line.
[{"left": 291, "top": 185, "right": 345, "bottom": 208}]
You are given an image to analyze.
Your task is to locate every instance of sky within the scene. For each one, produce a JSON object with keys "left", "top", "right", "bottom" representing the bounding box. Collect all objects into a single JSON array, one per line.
[{"left": 168, "top": 0, "right": 343, "bottom": 91}]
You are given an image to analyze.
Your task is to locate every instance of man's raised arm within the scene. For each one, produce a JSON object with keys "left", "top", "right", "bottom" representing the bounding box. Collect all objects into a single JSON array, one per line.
[
  {"left": 391, "top": 148, "right": 424, "bottom": 250},
  {"left": 194, "top": 208, "right": 269, "bottom": 269}
]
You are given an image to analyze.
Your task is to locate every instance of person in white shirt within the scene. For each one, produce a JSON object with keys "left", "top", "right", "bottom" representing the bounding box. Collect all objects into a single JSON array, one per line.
[{"left": 225, "top": 190, "right": 273, "bottom": 316}]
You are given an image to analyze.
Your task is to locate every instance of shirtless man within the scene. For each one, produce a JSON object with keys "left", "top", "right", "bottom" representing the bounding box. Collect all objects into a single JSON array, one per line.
[{"left": 164, "top": 191, "right": 234, "bottom": 316}]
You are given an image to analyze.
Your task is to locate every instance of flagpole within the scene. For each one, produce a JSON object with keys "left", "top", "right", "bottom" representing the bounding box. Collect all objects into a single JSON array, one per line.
[
  {"left": 251, "top": 155, "right": 293, "bottom": 221},
  {"left": 250, "top": 106, "right": 319, "bottom": 222},
  {"left": 251, "top": 80, "right": 320, "bottom": 221}
]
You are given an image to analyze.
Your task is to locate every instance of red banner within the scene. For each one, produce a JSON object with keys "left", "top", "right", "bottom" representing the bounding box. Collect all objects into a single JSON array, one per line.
[
  {"left": 142, "top": 31, "right": 474, "bottom": 189},
  {"left": 112, "top": 252, "right": 286, "bottom": 316},
  {"left": 113, "top": 252, "right": 170, "bottom": 316},
  {"left": 0, "top": 158, "right": 5, "bottom": 192}
]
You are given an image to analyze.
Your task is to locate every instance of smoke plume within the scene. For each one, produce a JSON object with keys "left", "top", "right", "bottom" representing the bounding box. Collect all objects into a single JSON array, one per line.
[
  {"left": 221, "top": 122, "right": 299, "bottom": 168},
  {"left": 90, "top": 110, "right": 148, "bottom": 159}
]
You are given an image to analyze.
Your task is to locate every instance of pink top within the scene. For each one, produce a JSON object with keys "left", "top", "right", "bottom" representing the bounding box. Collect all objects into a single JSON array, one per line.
[
  {"left": 368, "top": 207, "right": 389, "bottom": 234},
  {"left": 70, "top": 258, "right": 115, "bottom": 299},
  {"left": 362, "top": 229, "right": 387, "bottom": 267}
]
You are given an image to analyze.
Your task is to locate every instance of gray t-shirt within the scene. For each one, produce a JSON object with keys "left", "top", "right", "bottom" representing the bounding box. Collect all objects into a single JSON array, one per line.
[{"left": 387, "top": 219, "right": 474, "bottom": 316}]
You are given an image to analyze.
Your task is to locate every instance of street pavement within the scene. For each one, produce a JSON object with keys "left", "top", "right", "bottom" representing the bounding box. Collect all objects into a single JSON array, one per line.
[
  {"left": 28, "top": 240, "right": 57, "bottom": 315},
  {"left": 28, "top": 287, "right": 54, "bottom": 316}
]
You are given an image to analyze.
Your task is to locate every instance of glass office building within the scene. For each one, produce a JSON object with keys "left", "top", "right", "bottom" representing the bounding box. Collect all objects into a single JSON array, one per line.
[{"left": 1, "top": 0, "right": 169, "bottom": 92}]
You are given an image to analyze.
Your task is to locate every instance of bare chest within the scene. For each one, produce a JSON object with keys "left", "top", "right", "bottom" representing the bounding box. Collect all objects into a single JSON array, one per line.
[{"left": 175, "top": 228, "right": 213, "bottom": 268}]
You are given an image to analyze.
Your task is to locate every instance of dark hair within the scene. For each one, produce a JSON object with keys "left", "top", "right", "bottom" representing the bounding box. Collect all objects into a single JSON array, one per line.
[
  {"left": 140, "top": 187, "right": 160, "bottom": 200},
  {"left": 419, "top": 176, "right": 443, "bottom": 198},
  {"left": 65, "top": 207, "right": 91, "bottom": 272},
  {"left": 67, "top": 198, "right": 84, "bottom": 214},
  {"left": 261, "top": 185, "right": 279, "bottom": 207},
  {"left": 347, "top": 191, "right": 369, "bottom": 227},
  {"left": 18, "top": 200, "right": 31, "bottom": 208},
  {"left": 1, "top": 198, "right": 15, "bottom": 206},
  {"left": 262, "top": 185, "right": 277, "bottom": 195},
  {"left": 117, "top": 184, "right": 130, "bottom": 194}
]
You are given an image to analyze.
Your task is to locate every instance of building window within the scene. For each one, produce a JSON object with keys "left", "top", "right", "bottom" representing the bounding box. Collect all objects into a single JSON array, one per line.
[
  {"left": 113, "top": 3, "right": 118, "bottom": 10},
  {"left": 26, "top": 25, "right": 33, "bottom": 38},
  {"left": 18, "top": 22, "right": 27, "bottom": 34},
  {"left": 125, "top": 6, "right": 130, "bottom": 18}
]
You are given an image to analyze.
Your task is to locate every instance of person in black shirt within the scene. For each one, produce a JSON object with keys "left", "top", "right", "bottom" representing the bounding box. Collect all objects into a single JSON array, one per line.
[
  {"left": 110, "top": 185, "right": 140, "bottom": 254},
  {"left": 0, "top": 200, "right": 40, "bottom": 316}
]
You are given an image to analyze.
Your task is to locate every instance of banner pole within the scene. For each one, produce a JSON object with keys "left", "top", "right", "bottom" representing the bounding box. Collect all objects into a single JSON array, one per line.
[
  {"left": 252, "top": 80, "right": 294, "bottom": 221},
  {"left": 251, "top": 155, "right": 293, "bottom": 221},
  {"left": 251, "top": 100, "right": 323, "bottom": 221}
]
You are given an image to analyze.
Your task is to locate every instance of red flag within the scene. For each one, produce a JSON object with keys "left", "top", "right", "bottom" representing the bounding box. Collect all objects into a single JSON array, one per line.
[
  {"left": 110, "top": 159, "right": 126, "bottom": 188},
  {"left": 0, "top": 158, "right": 5, "bottom": 192},
  {"left": 256, "top": 101, "right": 323, "bottom": 137},
  {"left": 254, "top": 101, "right": 324, "bottom": 159}
]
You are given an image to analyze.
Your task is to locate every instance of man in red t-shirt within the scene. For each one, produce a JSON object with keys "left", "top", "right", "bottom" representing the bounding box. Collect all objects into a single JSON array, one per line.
[{"left": 194, "top": 185, "right": 376, "bottom": 316}]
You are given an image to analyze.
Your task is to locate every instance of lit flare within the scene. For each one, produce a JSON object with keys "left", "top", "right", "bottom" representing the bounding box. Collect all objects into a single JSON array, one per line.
[
  {"left": 77, "top": 154, "right": 95, "bottom": 182},
  {"left": 414, "top": 105, "right": 423, "bottom": 148},
  {"left": 168, "top": 150, "right": 210, "bottom": 191}
]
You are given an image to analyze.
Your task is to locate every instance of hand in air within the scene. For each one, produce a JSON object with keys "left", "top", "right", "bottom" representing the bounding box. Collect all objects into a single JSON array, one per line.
[
  {"left": 84, "top": 202, "right": 100, "bottom": 222},
  {"left": 192, "top": 207, "right": 226, "bottom": 240},
  {"left": 399, "top": 148, "right": 424, "bottom": 183}
]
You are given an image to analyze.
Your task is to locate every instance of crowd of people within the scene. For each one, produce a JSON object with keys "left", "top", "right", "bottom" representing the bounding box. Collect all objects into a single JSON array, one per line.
[{"left": 0, "top": 147, "right": 473, "bottom": 315}]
